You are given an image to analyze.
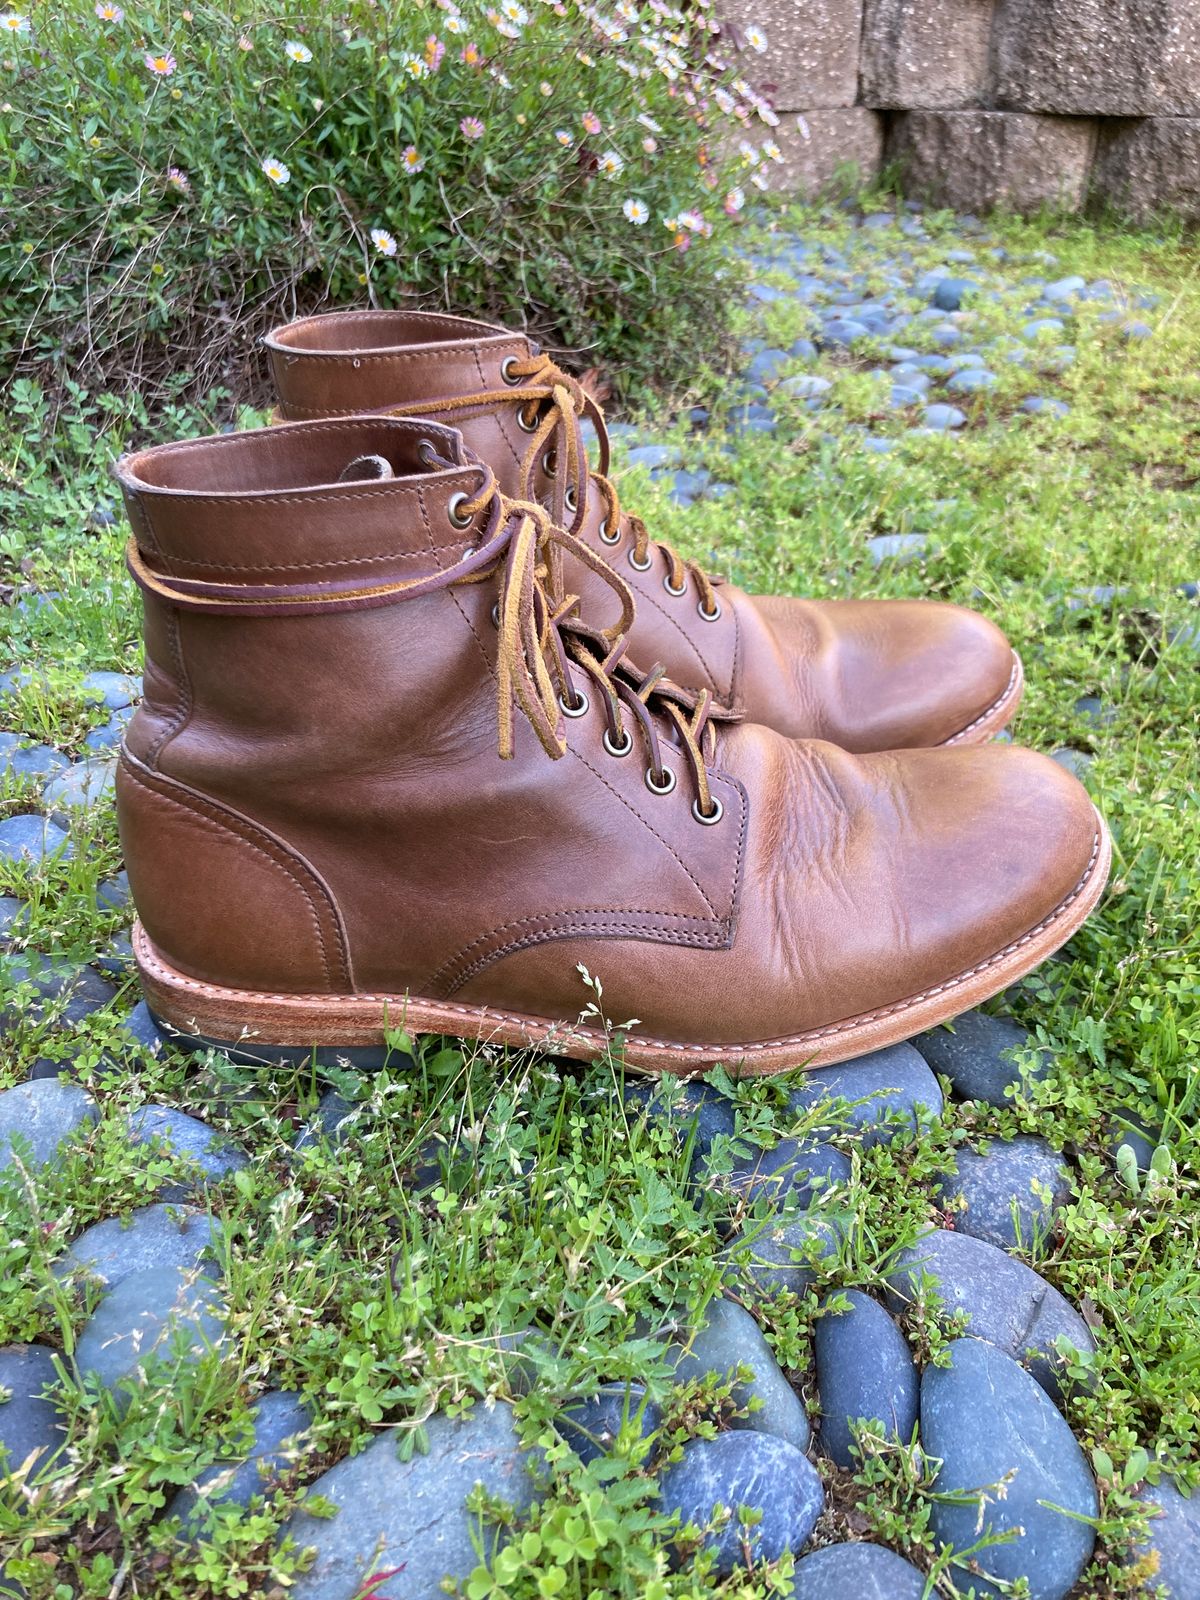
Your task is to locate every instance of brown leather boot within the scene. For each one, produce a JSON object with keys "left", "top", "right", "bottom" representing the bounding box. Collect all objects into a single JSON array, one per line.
[
  {"left": 265, "top": 310, "right": 1023, "bottom": 752},
  {"left": 114, "top": 416, "right": 1106, "bottom": 1077}
]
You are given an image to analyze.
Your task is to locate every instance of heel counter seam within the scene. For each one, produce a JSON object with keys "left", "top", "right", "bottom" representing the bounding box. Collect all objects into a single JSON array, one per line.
[{"left": 120, "top": 753, "right": 353, "bottom": 990}]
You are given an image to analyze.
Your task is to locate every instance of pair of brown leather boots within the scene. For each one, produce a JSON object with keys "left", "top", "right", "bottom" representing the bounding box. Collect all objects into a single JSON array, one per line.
[{"left": 114, "top": 311, "right": 1109, "bottom": 1077}]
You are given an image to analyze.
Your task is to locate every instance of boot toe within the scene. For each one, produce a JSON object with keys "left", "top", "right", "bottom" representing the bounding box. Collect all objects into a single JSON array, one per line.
[
  {"left": 869, "top": 741, "right": 1104, "bottom": 993},
  {"left": 750, "top": 596, "right": 1020, "bottom": 750}
]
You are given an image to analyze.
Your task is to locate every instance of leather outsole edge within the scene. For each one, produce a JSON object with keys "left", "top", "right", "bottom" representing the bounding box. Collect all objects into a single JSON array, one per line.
[{"left": 939, "top": 650, "right": 1025, "bottom": 747}]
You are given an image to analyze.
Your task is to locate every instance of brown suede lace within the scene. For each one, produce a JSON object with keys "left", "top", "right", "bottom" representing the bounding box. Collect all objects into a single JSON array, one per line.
[
  {"left": 385, "top": 352, "right": 720, "bottom": 616},
  {"left": 125, "top": 455, "right": 728, "bottom": 818}
]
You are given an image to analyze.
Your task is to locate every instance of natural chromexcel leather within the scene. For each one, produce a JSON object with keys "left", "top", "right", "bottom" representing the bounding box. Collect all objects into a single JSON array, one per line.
[
  {"left": 114, "top": 416, "right": 1105, "bottom": 1074},
  {"left": 264, "top": 309, "right": 1021, "bottom": 752}
]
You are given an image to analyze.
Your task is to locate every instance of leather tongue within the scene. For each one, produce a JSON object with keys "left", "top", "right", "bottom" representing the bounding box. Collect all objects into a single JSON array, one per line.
[{"left": 337, "top": 453, "right": 394, "bottom": 483}]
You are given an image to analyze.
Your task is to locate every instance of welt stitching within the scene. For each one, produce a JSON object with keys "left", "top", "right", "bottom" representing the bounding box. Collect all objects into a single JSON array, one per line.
[
  {"left": 124, "top": 760, "right": 342, "bottom": 987},
  {"left": 941, "top": 655, "right": 1021, "bottom": 744},
  {"left": 430, "top": 905, "right": 721, "bottom": 991}
]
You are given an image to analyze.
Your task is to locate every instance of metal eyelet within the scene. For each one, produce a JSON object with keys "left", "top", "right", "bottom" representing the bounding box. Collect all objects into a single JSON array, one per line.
[
  {"left": 500, "top": 355, "right": 521, "bottom": 385},
  {"left": 645, "top": 765, "right": 677, "bottom": 796},
  {"left": 698, "top": 598, "right": 722, "bottom": 622},
  {"left": 564, "top": 485, "right": 578, "bottom": 514},
  {"left": 664, "top": 574, "right": 688, "bottom": 598},
  {"left": 629, "top": 549, "right": 653, "bottom": 573},
  {"left": 692, "top": 797, "right": 724, "bottom": 826},
  {"left": 603, "top": 728, "right": 633, "bottom": 757},
  {"left": 516, "top": 404, "right": 539, "bottom": 435},
  {"left": 559, "top": 690, "right": 590, "bottom": 718},
  {"left": 490, "top": 602, "right": 500, "bottom": 627},
  {"left": 542, "top": 449, "right": 557, "bottom": 477},
  {"left": 599, "top": 519, "right": 620, "bottom": 546},
  {"left": 447, "top": 492, "right": 474, "bottom": 530},
  {"left": 417, "top": 439, "right": 439, "bottom": 468}
]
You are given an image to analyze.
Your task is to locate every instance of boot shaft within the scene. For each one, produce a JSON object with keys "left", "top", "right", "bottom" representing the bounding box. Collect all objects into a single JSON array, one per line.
[
  {"left": 266, "top": 310, "right": 545, "bottom": 508},
  {"left": 264, "top": 310, "right": 747, "bottom": 702},
  {"left": 115, "top": 416, "right": 744, "bottom": 1007}
]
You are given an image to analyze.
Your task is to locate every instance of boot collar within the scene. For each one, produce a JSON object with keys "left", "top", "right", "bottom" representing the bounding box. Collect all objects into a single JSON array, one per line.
[
  {"left": 265, "top": 309, "right": 533, "bottom": 422},
  {"left": 114, "top": 415, "right": 483, "bottom": 588}
]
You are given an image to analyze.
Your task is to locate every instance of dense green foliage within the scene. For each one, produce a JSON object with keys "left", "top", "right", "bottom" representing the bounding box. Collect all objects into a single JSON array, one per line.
[
  {"left": 0, "top": 0, "right": 777, "bottom": 406},
  {"left": 1, "top": 200, "right": 1199, "bottom": 1596}
]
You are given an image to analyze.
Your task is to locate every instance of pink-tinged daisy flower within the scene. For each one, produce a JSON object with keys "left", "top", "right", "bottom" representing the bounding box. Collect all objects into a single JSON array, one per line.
[
  {"left": 370, "top": 228, "right": 397, "bottom": 256},
  {"left": 597, "top": 148, "right": 624, "bottom": 178},
  {"left": 641, "top": 135, "right": 657, "bottom": 153},
  {"left": 260, "top": 156, "right": 290, "bottom": 184},
  {"left": 723, "top": 186, "right": 745, "bottom": 214},
  {"left": 166, "top": 166, "right": 189, "bottom": 191},
  {"left": 581, "top": 110, "right": 601, "bottom": 135},
  {"left": 401, "top": 145, "right": 424, "bottom": 174},
  {"left": 237, "top": 34, "right": 252, "bottom": 49},
  {"left": 425, "top": 34, "right": 445, "bottom": 69},
  {"left": 555, "top": 129, "right": 574, "bottom": 147},
  {"left": 284, "top": 40, "right": 311, "bottom": 63},
  {"left": 95, "top": 2, "right": 124, "bottom": 20},
  {"left": 144, "top": 50, "right": 176, "bottom": 75},
  {"left": 622, "top": 197, "right": 648, "bottom": 225},
  {"left": 460, "top": 41, "right": 481, "bottom": 64},
  {"left": 460, "top": 115, "right": 485, "bottom": 140}
]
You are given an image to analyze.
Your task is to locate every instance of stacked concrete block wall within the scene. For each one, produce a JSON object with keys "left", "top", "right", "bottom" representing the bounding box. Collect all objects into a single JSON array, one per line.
[{"left": 721, "top": 0, "right": 1200, "bottom": 221}]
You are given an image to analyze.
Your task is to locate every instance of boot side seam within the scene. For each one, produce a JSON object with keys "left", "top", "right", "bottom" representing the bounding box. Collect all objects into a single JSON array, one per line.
[
  {"left": 139, "top": 498, "right": 194, "bottom": 769},
  {"left": 439, "top": 912, "right": 737, "bottom": 999},
  {"left": 433, "top": 772, "right": 749, "bottom": 996},
  {"left": 120, "top": 753, "right": 353, "bottom": 991},
  {"left": 626, "top": 574, "right": 731, "bottom": 702}
]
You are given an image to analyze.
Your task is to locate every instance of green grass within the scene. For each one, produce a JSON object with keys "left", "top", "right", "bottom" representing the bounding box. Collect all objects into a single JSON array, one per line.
[{"left": 1, "top": 200, "right": 1199, "bottom": 1598}]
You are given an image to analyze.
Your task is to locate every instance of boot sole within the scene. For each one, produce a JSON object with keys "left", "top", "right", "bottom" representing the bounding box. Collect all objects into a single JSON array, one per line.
[
  {"left": 131, "top": 809, "right": 1109, "bottom": 1078},
  {"left": 940, "top": 651, "right": 1025, "bottom": 747}
]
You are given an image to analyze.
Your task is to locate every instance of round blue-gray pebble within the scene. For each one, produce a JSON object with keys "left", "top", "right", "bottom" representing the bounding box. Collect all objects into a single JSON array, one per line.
[
  {"left": 658, "top": 1431, "right": 823, "bottom": 1575},
  {"left": 922, "top": 1339, "right": 1096, "bottom": 1600}
]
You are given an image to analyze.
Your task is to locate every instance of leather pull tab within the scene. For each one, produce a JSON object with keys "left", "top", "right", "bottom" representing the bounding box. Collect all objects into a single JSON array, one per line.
[{"left": 337, "top": 453, "right": 394, "bottom": 482}]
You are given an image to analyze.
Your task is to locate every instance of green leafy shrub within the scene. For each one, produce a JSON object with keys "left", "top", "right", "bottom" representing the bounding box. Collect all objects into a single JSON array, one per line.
[{"left": 0, "top": 0, "right": 784, "bottom": 409}]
